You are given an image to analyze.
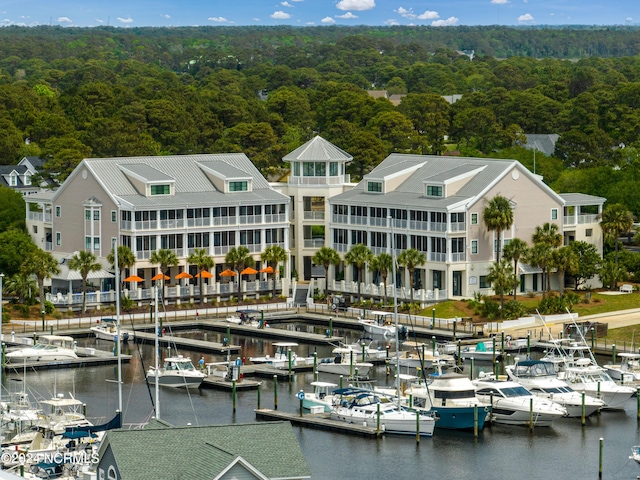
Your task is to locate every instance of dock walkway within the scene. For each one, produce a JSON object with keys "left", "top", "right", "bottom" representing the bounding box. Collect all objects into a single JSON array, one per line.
[{"left": 255, "top": 408, "right": 381, "bottom": 437}]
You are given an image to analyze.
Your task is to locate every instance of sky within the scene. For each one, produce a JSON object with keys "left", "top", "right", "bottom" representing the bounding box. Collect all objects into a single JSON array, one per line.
[{"left": 1, "top": 0, "right": 637, "bottom": 29}]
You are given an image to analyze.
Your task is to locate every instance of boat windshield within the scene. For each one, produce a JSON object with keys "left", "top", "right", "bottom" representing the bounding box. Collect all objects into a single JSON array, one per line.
[
  {"left": 32, "top": 344, "right": 58, "bottom": 351},
  {"left": 500, "top": 386, "right": 531, "bottom": 397}
]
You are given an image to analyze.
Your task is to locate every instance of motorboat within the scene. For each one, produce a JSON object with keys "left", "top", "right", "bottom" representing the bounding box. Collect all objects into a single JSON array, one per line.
[
  {"left": 404, "top": 371, "right": 491, "bottom": 430},
  {"left": 357, "top": 311, "right": 396, "bottom": 336},
  {"left": 505, "top": 359, "right": 604, "bottom": 417},
  {"left": 90, "top": 317, "right": 132, "bottom": 342},
  {"left": 250, "top": 342, "right": 315, "bottom": 369},
  {"left": 603, "top": 352, "right": 640, "bottom": 382},
  {"left": 317, "top": 347, "right": 373, "bottom": 377},
  {"left": 147, "top": 354, "right": 207, "bottom": 388},
  {"left": 6, "top": 335, "right": 78, "bottom": 363},
  {"left": 461, "top": 341, "right": 503, "bottom": 362},
  {"left": 472, "top": 374, "right": 567, "bottom": 426},
  {"left": 333, "top": 339, "right": 388, "bottom": 362},
  {"left": 630, "top": 445, "right": 640, "bottom": 465},
  {"left": 330, "top": 387, "right": 436, "bottom": 436},
  {"left": 392, "top": 341, "right": 456, "bottom": 370},
  {"left": 226, "top": 315, "right": 241, "bottom": 324},
  {"left": 301, "top": 381, "right": 339, "bottom": 413},
  {"left": 559, "top": 358, "right": 635, "bottom": 409}
]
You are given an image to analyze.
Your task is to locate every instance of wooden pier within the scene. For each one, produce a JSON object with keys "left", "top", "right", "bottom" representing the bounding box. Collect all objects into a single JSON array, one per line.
[
  {"left": 254, "top": 408, "right": 381, "bottom": 437},
  {"left": 132, "top": 331, "right": 241, "bottom": 354}
]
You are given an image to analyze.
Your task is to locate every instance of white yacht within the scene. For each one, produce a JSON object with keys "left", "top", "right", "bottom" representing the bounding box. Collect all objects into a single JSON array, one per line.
[
  {"left": 5, "top": 335, "right": 78, "bottom": 363},
  {"left": 147, "top": 355, "right": 207, "bottom": 388},
  {"left": 317, "top": 347, "right": 373, "bottom": 377},
  {"left": 90, "top": 317, "right": 133, "bottom": 342}
]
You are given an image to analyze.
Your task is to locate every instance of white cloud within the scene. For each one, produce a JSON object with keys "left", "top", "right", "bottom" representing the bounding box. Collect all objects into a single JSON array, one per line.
[
  {"left": 208, "top": 16, "right": 232, "bottom": 23},
  {"left": 321, "top": 16, "right": 336, "bottom": 24},
  {"left": 57, "top": 17, "right": 72, "bottom": 23},
  {"left": 281, "top": 1, "right": 293, "bottom": 6},
  {"left": 396, "top": 7, "right": 414, "bottom": 19},
  {"left": 517, "top": 13, "right": 534, "bottom": 22},
  {"left": 117, "top": 17, "right": 134, "bottom": 24},
  {"left": 336, "top": 12, "right": 358, "bottom": 19},
  {"left": 271, "top": 11, "right": 291, "bottom": 19},
  {"left": 417, "top": 10, "right": 439, "bottom": 20},
  {"left": 161, "top": 14, "right": 171, "bottom": 19},
  {"left": 95, "top": 18, "right": 105, "bottom": 23},
  {"left": 626, "top": 17, "right": 633, "bottom": 22},
  {"left": 384, "top": 18, "right": 399, "bottom": 25},
  {"left": 432, "top": 16, "right": 458, "bottom": 26},
  {"left": 491, "top": 0, "right": 509, "bottom": 4},
  {"left": 336, "top": 0, "right": 375, "bottom": 12},
  {"left": 253, "top": 17, "right": 260, "bottom": 21}
]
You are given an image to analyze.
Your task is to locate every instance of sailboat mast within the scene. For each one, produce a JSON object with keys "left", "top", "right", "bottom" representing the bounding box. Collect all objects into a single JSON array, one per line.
[
  {"left": 114, "top": 240, "right": 123, "bottom": 414},
  {"left": 389, "top": 216, "right": 400, "bottom": 407},
  {"left": 155, "top": 285, "right": 160, "bottom": 419}
]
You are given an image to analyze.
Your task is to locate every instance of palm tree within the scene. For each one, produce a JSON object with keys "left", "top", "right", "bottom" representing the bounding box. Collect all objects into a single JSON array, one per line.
[
  {"left": 532, "top": 222, "right": 563, "bottom": 248},
  {"left": 150, "top": 248, "right": 179, "bottom": 291},
  {"left": 22, "top": 249, "right": 60, "bottom": 316},
  {"left": 397, "top": 248, "right": 426, "bottom": 302},
  {"left": 600, "top": 203, "right": 634, "bottom": 267},
  {"left": 187, "top": 248, "right": 215, "bottom": 305},
  {"left": 107, "top": 245, "right": 136, "bottom": 290},
  {"left": 225, "top": 246, "right": 254, "bottom": 299},
  {"left": 3, "top": 272, "right": 37, "bottom": 304},
  {"left": 483, "top": 195, "right": 514, "bottom": 262},
  {"left": 311, "top": 246, "right": 340, "bottom": 300},
  {"left": 370, "top": 252, "right": 393, "bottom": 304},
  {"left": 68, "top": 250, "right": 102, "bottom": 313},
  {"left": 527, "top": 242, "right": 554, "bottom": 298},
  {"left": 502, "top": 238, "right": 529, "bottom": 300},
  {"left": 344, "top": 244, "right": 373, "bottom": 305},
  {"left": 486, "top": 258, "right": 515, "bottom": 313},
  {"left": 552, "top": 246, "right": 579, "bottom": 295},
  {"left": 261, "top": 245, "right": 287, "bottom": 298}
]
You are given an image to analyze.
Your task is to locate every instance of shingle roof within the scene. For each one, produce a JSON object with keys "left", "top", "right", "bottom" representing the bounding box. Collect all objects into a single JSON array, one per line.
[
  {"left": 66, "top": 154, "right": 288, "bottom": 209},
  {"left": 101, "top": 421, "right": 310, "bottom": 480},
  {"left": 283, "top": 136, "right": 352, "bottom": 162}
]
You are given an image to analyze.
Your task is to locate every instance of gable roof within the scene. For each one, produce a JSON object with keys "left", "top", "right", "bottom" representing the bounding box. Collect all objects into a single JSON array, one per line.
[
  {"left": 331, "top": 153, "right": 563, "bottom": 211},
  {"left": 56, "top": 154, "right": 288, "bottom": 209},
  {"left": 100, "top": 421, "right": 310, "bottom": 480},
  {"left": 283, "top": 136, "right": 352, "bottom": 163}
]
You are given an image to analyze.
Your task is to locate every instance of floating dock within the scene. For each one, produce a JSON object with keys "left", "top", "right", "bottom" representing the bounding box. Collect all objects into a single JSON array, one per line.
[
  {"left": 2, "top": 347, "right": 132, "bottom": 371},
  {"left": 132, "top": 331, "right": 241, "bottom": 354},
  {"left": 255, "top": 408, "right": 381, "bottom": 437}
]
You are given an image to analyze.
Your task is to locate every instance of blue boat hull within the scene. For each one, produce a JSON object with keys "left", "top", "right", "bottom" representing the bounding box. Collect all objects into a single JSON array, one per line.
[{"left": 430, "top": 406, "right": 490, "bottom": 430}]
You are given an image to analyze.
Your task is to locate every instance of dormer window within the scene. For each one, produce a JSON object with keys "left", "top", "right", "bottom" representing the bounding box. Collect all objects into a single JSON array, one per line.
[
  {"left": 229, "top": 181, "right": 248, "bottom": 192},
  {"left": 367, "top": 181, "right": 382, "bottom": 193},
  {"left": 150, "top": 184, "right": 171, "bottom": 195},
  {"left": 426, "top": 185, "right": 443, "bottom": 197},
  {"left": 24, "top": 174, "right": 31, "bottom": 186},
  {"left": 9, "top": 174, "right": 16, "bottom": 186}
]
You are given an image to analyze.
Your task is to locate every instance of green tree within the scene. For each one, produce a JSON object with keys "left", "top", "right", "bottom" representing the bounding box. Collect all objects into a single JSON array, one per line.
[
  {"left": 344, "top": 244, "right": 374, "bottom": 305},
  {"left": 502, "top": 238, "right": 529, "bottom": 300},
  {"left": 600, "top": 203, "right": 634, "bottom": 268},
  {"left": 261, "top": 245, "right": 286, "bottom": 298},
  {"left": 397, "top": 248, "right": 426, "bottom": 303},
  {"left": 225, "top": 246, "right": 254, "bottom": 300},
  {"left": 527, "top": 242, "right": 554, "bottom": 298},
  {"left": 107, "top": 245, "right": 136, "bottom": 292},
  {"left": 68, "top": 250, "right": 102, "bottom": 313},
  {"left": 3, "top": 272, "right": 37, "bottom": 304},
  {"left": 22, "top": 249, "right": 60, "bottom": 315},
  {"left": 487, "top": 258, "right": 515, "bottom": 313},
  {"left": 552, "top": 246, "right": 579, "bottom": 295},
  {"left": 0, "top": 229, "right": 37, "bottom": 276},
  {"left": 0, "top": 186, "right": 27, "bottom": 232},
  {"left": 150, "top": 248, "right": 179, "bottom": 291},
  {"left": 483, "top": 195, "right": 514, "bottom": 263},
  {"left": 312, "top": 246, "right": 341, "bottom": 299},
  {"left": 532, "top": 222, "right": 563, "bottom": 248},
  {"left": 599, "top": 258, "right": 625, "bottom": 291},
  {"left": 370, "top": 252, "right": 393, "bottom": 304},
  {"left": 567, "top": 241, "right": 601, "bottom": 291},
  {"left": 187, "top": 248, "right": 215, "bottom": 305}
]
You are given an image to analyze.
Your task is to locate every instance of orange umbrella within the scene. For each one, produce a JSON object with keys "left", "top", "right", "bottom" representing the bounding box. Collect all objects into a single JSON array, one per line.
[
  {"left": 219, "top": 269, "right": 237, "bottom": 277},
  {"left": 240, "top": 267, "right": 258, "bottom": 275},
  {"left": 195, "top": 270, "right": 214, "bottom": 279},
  {"left": 175, "top": 272, "right": 193, "bottom": 279},
  {"left": 259, "top": 266, "right": 274, "bottom": 274},
  {"left": 124, "top": 275, "right": 143, "bottom": 282},
  {"left": 151, "top": 273, "right": 170, "bottom": 281}
]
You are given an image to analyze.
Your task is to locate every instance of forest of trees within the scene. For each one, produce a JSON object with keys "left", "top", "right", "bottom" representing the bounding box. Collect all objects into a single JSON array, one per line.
[{"left": 3, "top": 25, "right": 640, "bottom": 216}]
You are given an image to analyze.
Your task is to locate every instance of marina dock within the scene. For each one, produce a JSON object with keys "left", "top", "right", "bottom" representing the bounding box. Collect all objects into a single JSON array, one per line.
[
  {"left": 132, "top": 330, "right": 241, "bottom": 354},
  {"left": 254, "top": 408, "right": 381, "bottom": 437},
  {"left": 2, "top": 346, "right": 132, "bottom": 371}
]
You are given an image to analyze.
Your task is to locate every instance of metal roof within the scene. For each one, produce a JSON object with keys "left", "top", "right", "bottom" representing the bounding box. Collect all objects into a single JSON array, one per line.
[
  {"left": 559, "top": 193, "right": 606, "bottom": 205},
  {"left": 283, "top": 135, "right": 353, "bottom": 162},
  {"left": 119, "top": 164, "right": 174, "bottom": 182}
]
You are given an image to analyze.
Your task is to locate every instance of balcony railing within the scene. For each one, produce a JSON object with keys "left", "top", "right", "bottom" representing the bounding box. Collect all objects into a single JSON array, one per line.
[
  {"left": 28, "top": 212, "right": 52, "bottom": 223},
  {"left": 303, "top": 211, "right": 325, "bottom": 220},
  {"left": 160, "top": 219, "right": 184, "bottom": 229},
  {"left": 350, "top": 217, "right": 367, "bottom": 226},
  {"left": 187, "top": 218, "right": 210, "bottom": 228},
  {"left": 212, "top": 216, "right": 236, "bottom": 226},
  {"left": 451, "top": 252, "right": 466, "bottom": 262},
  {"left": 264, "top": 213, "right": 286, "bottom": 223},
  {"left": 450, "top": 222, "right": 466, "bottom": 232},
  {"left": 45, "top": 242, "right": 53, "bottom": 251},
  {"left": 288, "top": 175, "right": 348, "bottom": 185},
  {"left": 429, "top": 252, "right": 446, "bottom": 262},
  {"left": 303, "top": 239, "right": 325, "bottom": 248},
  {"left": 332, "top": 214, "right": 349, "bottom": 224},
  {"left": 239, "top": 215, "right": 261, "bottom": 225}
]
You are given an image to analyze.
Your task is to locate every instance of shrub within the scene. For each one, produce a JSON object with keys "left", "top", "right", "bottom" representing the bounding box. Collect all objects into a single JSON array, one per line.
[
  {"left": 44, "top": 301, "right": 55, "bottom": 314},
  {"left": 501, "top": 300, "right": 529, "bottom": 320}
]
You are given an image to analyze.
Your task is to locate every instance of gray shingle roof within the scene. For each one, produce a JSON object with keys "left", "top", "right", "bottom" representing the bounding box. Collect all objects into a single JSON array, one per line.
[
  {"left": 283, "top": 136, "right": 352, "bottom": 162},
  {"left": 101, "top": 421, "right": 310, "bottom": 480}
]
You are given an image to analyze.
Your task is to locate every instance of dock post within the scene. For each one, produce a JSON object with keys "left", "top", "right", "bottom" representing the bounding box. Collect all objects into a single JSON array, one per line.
[
  {"left": 299, "top": 390, "right": 304, "bottom": 417},
  {"left": 361, "top": 342, "right": 366, "bottom": 362},
  {"left": 377, "top": 403, "right": 381, "bottom": 436},
  {"left": 83, "top": 404, "right": 87, "bottom": 417},
  {"left": 257, "top": 381, "right": 261, "bottom": 410},
  {"left": 500, "top": 331, "right": 505, "bottom": 355},
  {"left": 431, "top": 336, "right": 436, "bottom": 357},
  {"left": 492, "top": 336, "right": 496, "bottom": 364},
  {"left": 329, "top": 317, "right": 333, "bottom": 337},
  {"left": 457, "top": 340, "right": 461, "bottom": 368},
  {"left": 232, "top": 380, "right": 237, "bottom": 412},
  {"left": 415, "top": 411, "right": 420, "bottom": 444},
  {"left": 470, "top": 358, "right": 474, "bottom": 379},
  {"left": 612, "top": 344, "right": 616, "bottom": 364},
  {"left": 529, "top": 398, "right": 534, "bottom": 431},
  {"left": 288, "top": 349, "right": 292, "bottom": 380},
  {"left": 431, "top": 308, "right": 435, "bottom": 330},
  {"left": 339, "top": 375, "right": 343, "bottom": 389},
  {"left": 349, "top": 350, "right": 354, "bottom": 377},
  {"left": 581, "top": 392, "right": 586, "bottom": 426},
  {"left": 494, "top": 360, "right": 499, "bottom": 379},
  {"left": 473, "top": 405, "right": 478, "bottom": 438},
  {"left": 313, "top": 353, "right": 318, "bottom": 382},
  {"left": 273, "top": 375, "right": 278, "bottom": 410},
  {"left": 598, "top": 437, "right": 603, "bottom": 479},
  {"left": 636, "top": 387, "right": 640, "bottom": 420},
  {"left": 591, "top": 328, "right": 595, "bottom": 351},
  {"left": 1, "top": 343, "right": 4, "bottom": 368},
  {"left": 452, "top": 319, "right": 457, "bottom": 342},
  {"left": 526, "top": 333, "right": 531, "bottom": 358},
  {"left": 226, "top": 326, "right": 230, "bottom": 341}
]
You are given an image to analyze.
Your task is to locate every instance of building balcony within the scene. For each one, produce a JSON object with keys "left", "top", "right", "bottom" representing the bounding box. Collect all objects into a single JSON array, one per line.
[
  {"left": 287, "top": 175, "right": 349, "bottom": 186},
  {"left": 303, "top": 238, "right": 325, "bottom": 248},
  {"left": 303, "top": 211, "right": 325, "bottom": 221}
]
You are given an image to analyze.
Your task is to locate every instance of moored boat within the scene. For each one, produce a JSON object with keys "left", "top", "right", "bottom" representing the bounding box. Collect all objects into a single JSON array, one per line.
[
  {"left": 6, "top": 335, "right": 78, "bottom": 363},
  {"left": 147, "top": 355, "right": 207, "bottom": 388},
  {"left": 90, "top": 317, "right": 132, "bottom": 342}
]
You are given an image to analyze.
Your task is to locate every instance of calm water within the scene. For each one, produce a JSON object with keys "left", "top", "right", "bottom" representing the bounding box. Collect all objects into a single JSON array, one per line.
[{"left": 5, "top": 329, "right": 640, "bottom": 480}]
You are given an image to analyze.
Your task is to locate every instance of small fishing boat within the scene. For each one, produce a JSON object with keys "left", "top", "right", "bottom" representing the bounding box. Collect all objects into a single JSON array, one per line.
[
  {"left": 358, "top": 311, "right": 396, "bottom": 336},
  {"left": 301, "top": 381, "right": 339, "bottom": 413},
  {"left": 317, "top": 347, "right": 373, "bottom": 377},
  {"left": 147, "top": 355, "right": 207, "bottom": 388},
  {"left": 90, "top": 317, "right": 132, "bottom": 342},
  {"left": 603, "top": 352, "right": 640, "bottom": 382},
  {"left": 461, "top": 341, "right": 503, "bottom": 362},
  {"left": 250, "top": 342, "right": 315, "bottom": 369}
]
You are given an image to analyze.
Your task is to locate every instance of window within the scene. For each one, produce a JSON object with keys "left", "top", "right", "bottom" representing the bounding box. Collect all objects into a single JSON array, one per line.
[
  {"left": 93, "top": 210, "right": 100, "bottom": 221},
  {"left": 471, "top": 213, "right": 478, "bottom": 225},
  {"left": 55, "top": 206, "right": 61, "bottom": 217},
  {"left": 24, "top": 174, "right": 31, "bottom": 186},
  {"left": 330, "top": 162, "right": 338, "bottom": 176},
  {"left": 293, "top": 162, "right": 300, "bottom": 176},
  {"left": 33, "top": 225, "right": 38, "bottom": 234},
  {"left": 56, "top": 232, "right": 61, "bottom": 246},
  {"left": 93, "top": 237, "right": 100, "bottom": 250},
  {"left": 111, "top": 211, "right": 117, "bottom": 223},
  {"left": 471, "top": 239, "right": 478, "bottom": 254},
  {"left": 426, "top": 185, "right": 443, "bottom": 197},
  {"left": 9, "top": 175, "right": 16, "bottom": 186},
  {"left": 85, "top": 237, "right": 91, "bottom": 250},
  {"left": 367, "top": 181, "right": 382, "bottom": 193},
  {"left": 85, "top": 209, "right": 91, "bottom": 220},
  {"left": 150, "top": 184, "right": 170, "bottom": 195},
  {"left": 229, "top": 181, "right": 248, "bottom": 192},
  {"left": 107, "top": 465, "right": 117, "bottom": 480},
  {"left": 479, "top": 275, "right": 491, "bottom": 288},
  {"left": 586, "top": 228, "right": 593, "bottom": 237},
  {"left": 551, "top": 208, "right": 558, "bottom": 220}
]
